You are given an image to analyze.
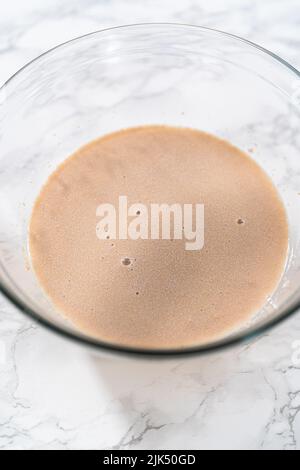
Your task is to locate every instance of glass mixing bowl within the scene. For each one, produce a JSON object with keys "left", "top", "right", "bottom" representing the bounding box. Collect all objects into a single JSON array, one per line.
[{"left": 0, "top": 23, "right": 300, "bottom": 357}]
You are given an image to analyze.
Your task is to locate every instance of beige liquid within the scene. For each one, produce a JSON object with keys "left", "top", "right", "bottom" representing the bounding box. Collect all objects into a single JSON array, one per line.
[{"left": 29, "top": 126, "right": 288, "bottom": 349}]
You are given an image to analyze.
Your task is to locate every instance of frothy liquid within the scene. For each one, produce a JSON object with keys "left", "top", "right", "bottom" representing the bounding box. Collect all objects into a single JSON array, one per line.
[{"left": 29, "top": 126, "right": 288, "bottom": 349}]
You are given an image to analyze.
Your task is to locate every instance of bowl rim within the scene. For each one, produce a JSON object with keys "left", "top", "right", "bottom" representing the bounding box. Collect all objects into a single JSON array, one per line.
[{"left": 0, "top": 22, "right": 299, "bottom": 358}]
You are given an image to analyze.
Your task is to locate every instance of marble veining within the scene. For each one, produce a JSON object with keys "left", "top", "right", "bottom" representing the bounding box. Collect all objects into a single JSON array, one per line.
[{"left": 0, "top": 0, "right": 300, "bottom": 450}]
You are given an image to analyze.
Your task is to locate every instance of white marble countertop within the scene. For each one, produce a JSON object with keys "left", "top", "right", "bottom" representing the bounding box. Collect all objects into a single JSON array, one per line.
[{"left": 0, "top": 0, "right": 300, "bottom": 450}]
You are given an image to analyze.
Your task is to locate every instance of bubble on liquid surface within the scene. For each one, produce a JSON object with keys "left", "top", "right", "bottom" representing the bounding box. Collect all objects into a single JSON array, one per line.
[
  {"left": 237, "top": 218, "right": 245, "bottom": 225},
  {"left": 122, "top": 258, "right": 131, "bottom": 266}
]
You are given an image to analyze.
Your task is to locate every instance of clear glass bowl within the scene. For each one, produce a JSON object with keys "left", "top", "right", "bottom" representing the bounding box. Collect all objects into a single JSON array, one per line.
[{"left": 0, "top": 23, "right": 300, "bottom": 357}]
